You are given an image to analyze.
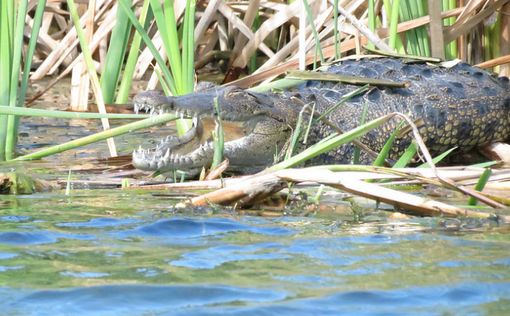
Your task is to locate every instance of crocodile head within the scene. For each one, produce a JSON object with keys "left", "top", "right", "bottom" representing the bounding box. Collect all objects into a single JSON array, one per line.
[{"left": 132, "top": 86, "right": 293, "bottom": 177}]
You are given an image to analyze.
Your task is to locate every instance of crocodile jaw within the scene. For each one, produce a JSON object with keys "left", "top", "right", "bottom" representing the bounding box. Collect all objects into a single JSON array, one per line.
[
  {"left": 132, "top": 114, "right": 289, "bottom": 177},
  {"left": 132, "top": 87, "right": 291, "bottom": 176},
  {"left": 132, "top": 119, "right": 214, "bottom": 176},
  {"left": 132, "top": 124, "right": 287, "bottom": 177}
]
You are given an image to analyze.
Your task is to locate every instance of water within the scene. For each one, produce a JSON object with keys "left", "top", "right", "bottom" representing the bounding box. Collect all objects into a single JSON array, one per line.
[{"left": 0, "top": 191, "right": 509, "bottom": 315}]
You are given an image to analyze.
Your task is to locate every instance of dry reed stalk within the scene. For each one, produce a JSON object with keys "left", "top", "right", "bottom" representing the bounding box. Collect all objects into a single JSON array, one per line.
[
  {"left": 217, "top": 13, "right": 228, "bottom": 51},
  {"left": 501, "top": 3, "right": 510, "bottom": 76},
  {"left": 31, "top": 0, "right": 114, "bottom": 80},
  {"left": 48, "top": 4, "right": 117, "bottom": 76},
  {"left": 134, "top": 31, "right": 164, "bottom": 80},
  {"left": 217, "top": 2, "right": 274, "bottom": 58},
  {"left": 135, "top": 166, "right": 510, "bottom": 193},
  {"left": 455, "top": 0, "right": 488, "bottom": 26},
  {"left": 336, "top": 4, "right": 392, "bottom": 52},
  {"left": 229, "top": 0, "right": 261, "bottom": 63},
  {"left": 70, "top": 0, "right": 95, "bottom": 111},
  {"left": 376, "top": 7, "right": 463, "bottom": 37},
  {"left": 476, "top": 54, "right": 510, "bottom": 68},
  {"left": 444, "top": 0, "right": 510, "bottom": 43},
  {"left": 185, "top": 167, "right": 510, "bottom": 222},
  {"left": 232, "top": 0, "right": 311, "bottom": 69},
  {"left": 194, "top": 0, "right": 221, "bottom": 45},
  {"left": 196, "top": 30, "right": 219, "bottom": 62},
  {"left": 26, "top": 9, "right": 118, "bottom": 106},
  {"left": 427, "top": 0, "right": 446, "bottom": 59},
  {"left": 225, "top": 38, "right": 362, "bottom": 88},
  {"left": 23, "top": 0, "right": 510, "bottom": 106}
]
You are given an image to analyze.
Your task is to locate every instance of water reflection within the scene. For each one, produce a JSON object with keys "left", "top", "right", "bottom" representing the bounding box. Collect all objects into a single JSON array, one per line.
[{"left": 0, "top": 192, "right": 508, "bottom": 314}]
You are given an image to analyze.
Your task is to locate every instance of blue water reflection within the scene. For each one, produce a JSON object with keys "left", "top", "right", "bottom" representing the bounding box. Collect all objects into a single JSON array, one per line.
[
  {"left": 4, "top": 282, "right": 508, "bottom": 316},
  {"left": 171, "top": 242, "right": 290, "bottom": 269},
  {"left": 0, "top": 197, "right": 509, "bottom": 315},
  {"left": 5, "top": 285, "right": 288, "bottom": 316}
]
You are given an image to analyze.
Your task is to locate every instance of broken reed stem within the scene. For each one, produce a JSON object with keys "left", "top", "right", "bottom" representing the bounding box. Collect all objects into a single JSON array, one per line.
[
  {"left": 286, "top": 70, "right": 407, "bottom": 88},
  {"left": 187, "top": 167, "right": 510, "bottom": 223}
]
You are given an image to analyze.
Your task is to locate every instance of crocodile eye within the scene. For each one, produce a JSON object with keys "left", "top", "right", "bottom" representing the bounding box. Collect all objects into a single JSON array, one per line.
[{"left": 224, "top": 86, "right": 245, "bottom": 99}]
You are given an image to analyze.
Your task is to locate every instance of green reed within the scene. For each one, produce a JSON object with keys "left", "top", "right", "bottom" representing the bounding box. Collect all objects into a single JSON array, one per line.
[
  {"left": 442, "top": 0, "right": 457, "bottom": 59},
  {"left": 399, "top": 0, "right": 430, "bottom": 56},
  {"left": 0, "top": 0, "right": 46, "bottom": 161},
  {"left": 116, "top": 0, "right": 152, "bottom": 104},
  {"left": 467, "top": 168, "right": 492, "bottom": 206},
  {"left": 120, "top": 0, "right": 196, "bottom": 136},
  {"left": 100, "top": 3, "right": 132, "bottom": 104}
]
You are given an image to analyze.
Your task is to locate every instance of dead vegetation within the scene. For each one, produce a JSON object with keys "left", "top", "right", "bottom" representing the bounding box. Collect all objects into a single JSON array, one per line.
[
  {"left": 27, "top": 0, "right": 510, "bottom": 106},
  {"left": 15, "top": 0, "right": 510, "bottom": 220}
]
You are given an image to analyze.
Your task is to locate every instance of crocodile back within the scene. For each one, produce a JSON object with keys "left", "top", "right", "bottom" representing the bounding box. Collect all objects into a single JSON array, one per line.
[{"left": 298, "top": 57, "right": 510, "bottom": 162}]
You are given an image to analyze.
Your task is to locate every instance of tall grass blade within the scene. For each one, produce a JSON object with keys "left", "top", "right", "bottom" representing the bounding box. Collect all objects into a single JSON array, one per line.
[
  {"left": 382, "top": 0, "right": 404, "bottom": 53},
  {"left": 65, "top": 170, "right": 72, "bottom": 196},
  {"left": 352, "top": 102, "right": 369, "bottom": 164},
  {"left": 302, "top": 0, "right": 324, "bottom": 66},
  {"left": 392, "top": 141, "right": 417, "bottom": 168},
  {"left": 182, "top": 0, "right": 196, "bottom": 93},
  {"left": 269, "top": 115, "right": 392, "bottom": 171},
  {"left": 467, "top": 168, "right": 492, "bottom": 206},
  {"left": 150, "top": 0, "right": 182, "bottom": 93},
  {"left": 418, "top": 147, "right": 457, "bottom": 168},
  {"left": 316, "top": 85, "right": 369, "bottom": 121},
  {"left": 388, "top": 0, "right": 401, "bottom": 51},
  {"left": 0, "top": 0, "right": 13, "bottom": 160},
  {"left": 100, "top": 3, "right": 131, "bottom": 104},
  {"left": 399, "top": 0, "right": 419, "bottom": 55},
  {"left": 126, "top": 0, "right": 195, "bottom": 135},
  {"left": 372, "top": 121, "right": 405, "bottom": 166},
  {"left": 14, "top": 113, "right": 177, "bottom": 161},
  {"left": 367, "top": 0, "right": 376, "bottom": 50},
  {"left": 286, "top": 103, "right": 315, "bottom": 160},
  {"left": 116, "top": 0, "right": 151, "bottom": 104},
  {"left": 443, "top": 0, "right": 457, "bottom": 59},
  {"left": 16, "top": 0, "right": 46, "bottom": 115},
  {"left": 67, "top": 0, "right": 117, "bottom": 157},
  {"left": 0, "top": 105, "right": 146, "bottom": 119},
  {"left": 6, "top": 0, "right": 46, "bottom": 160},
  {"left": 248, "top": 11, "right": 261, "bottom": 74},
  {"left": 469, "top": 161, "right": 498, "bottom": 168},
  {"left": 211, "top": 96, "right": 224, "bottom": 169},
  {"left": 118, "top": 0, "right": 176, "bottom": 94}
]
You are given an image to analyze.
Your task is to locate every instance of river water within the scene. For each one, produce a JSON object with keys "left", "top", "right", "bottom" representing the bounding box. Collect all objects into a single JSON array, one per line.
[{"left": 0, "top": 190, "right": 509, "bottom": 315}]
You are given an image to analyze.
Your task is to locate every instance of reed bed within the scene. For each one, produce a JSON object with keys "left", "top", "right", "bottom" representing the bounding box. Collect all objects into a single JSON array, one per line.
[{"left": 12, "top": 0, "right": 510, "bottom": 105}]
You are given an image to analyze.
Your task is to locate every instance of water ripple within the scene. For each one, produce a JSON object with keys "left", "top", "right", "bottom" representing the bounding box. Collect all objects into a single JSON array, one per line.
[
  {"left": 170, "top": 242, "right": 290, "bottom": 269},
  {"left": 115, "top": 217, "right": 294, "bottom": 243},
  {"left": 0, "top": 231, "right": 95, "bottom": 245},
  {"left": 5, "top": 284, "right": 288, "bottom": 316}
]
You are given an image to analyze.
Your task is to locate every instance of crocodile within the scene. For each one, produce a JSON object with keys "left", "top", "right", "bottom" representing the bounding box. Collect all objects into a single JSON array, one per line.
[{"left": 132, "top": 57, "right": 510, "bottom": 177}]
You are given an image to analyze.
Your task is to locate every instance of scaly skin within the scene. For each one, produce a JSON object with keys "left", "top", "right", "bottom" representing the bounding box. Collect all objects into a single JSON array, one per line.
[{"left": 132, "top": 57, "right": 510, "bottom": 176}]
